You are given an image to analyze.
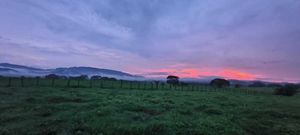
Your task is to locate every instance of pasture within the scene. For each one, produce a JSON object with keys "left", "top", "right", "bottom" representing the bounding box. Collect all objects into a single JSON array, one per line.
[{"left": 0, "top": 83, "right": 299, "bottom": 135}]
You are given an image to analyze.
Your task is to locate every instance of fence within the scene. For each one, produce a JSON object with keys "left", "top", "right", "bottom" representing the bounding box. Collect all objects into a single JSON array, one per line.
[{"left": 0, "top": 77, "right": 274, "bottom": 94}]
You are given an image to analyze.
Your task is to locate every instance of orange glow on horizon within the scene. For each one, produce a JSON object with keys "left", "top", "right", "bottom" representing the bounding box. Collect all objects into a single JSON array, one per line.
[
  {"left": 219, "top": 69, "right": 255, "bottom": 80},
  {"left": 146, "top": 68, "right": 257, "bottom": 80}
]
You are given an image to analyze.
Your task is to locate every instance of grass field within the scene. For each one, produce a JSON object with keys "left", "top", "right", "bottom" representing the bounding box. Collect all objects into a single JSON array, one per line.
[{"left": 0, "top": 87, "right": 299, "bottom": 135}]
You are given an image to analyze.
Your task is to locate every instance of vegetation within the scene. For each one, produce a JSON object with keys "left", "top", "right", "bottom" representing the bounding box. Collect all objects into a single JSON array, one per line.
[
  {"left": 274, "top": 84, "right": 299, "bottom": 96},
  {"left": 0, "top": 77, "right": 299, "bottom": 134},
  {"left": 0, "top": 86, "right": 299, "bottom": 135},
  {"left": 210, "top": 78, "right": 230, "bottom": 88},
  {"left": 166, "top": 75, "right": 179, "bottom": 85}
]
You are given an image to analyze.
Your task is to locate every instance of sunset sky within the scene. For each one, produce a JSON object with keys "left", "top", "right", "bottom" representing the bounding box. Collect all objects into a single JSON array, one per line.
[{"left": 0, "top": 0, "right": 300, "bottom": 82}]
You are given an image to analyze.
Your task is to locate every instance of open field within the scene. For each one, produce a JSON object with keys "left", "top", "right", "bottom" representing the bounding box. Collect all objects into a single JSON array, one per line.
[{"left": 0, "top": 87, "right": 299, "bottom": 135}]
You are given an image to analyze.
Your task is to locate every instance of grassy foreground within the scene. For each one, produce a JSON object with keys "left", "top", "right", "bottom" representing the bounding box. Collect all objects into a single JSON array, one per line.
[{"left": 0, "top": 87, "right": 299, "bottom": 135}]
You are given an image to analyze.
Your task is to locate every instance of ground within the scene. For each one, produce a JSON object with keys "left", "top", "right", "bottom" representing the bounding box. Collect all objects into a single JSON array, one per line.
[{"left": 0, "top": 87, "right": 299, "bottom": 135}]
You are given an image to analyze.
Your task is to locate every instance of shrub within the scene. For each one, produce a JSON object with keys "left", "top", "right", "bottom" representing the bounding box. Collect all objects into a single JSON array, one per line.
[
  {"left": 166, "top": 75, "right": 179, "bottom": 85},
  {"left": 210, "top": 78, "right": 230, "bottom": 88},
  {"left": 45, "top": 74, "right": 60, "bottom": 79},
  {"left": 274, "top": 84, "right": 298, "bottom": 96},
  {"left": 91, "top": 75, "right": 102, "bottom": 80}
]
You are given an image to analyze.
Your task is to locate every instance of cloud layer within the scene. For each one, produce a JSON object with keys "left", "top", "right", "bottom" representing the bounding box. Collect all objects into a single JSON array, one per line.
[{"left": 0, "top": 0, "right": 300, "bottom": 82}]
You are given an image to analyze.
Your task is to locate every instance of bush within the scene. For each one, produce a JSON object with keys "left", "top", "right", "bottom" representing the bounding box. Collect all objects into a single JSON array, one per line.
[
  {"left": 210, "top": 78, "right": 230, "bottom": 88},
  {"left": 274, "top": 84, "right": 298, "bottom": 96},
  {"left": 166, "top": 75, "right": 179, "bottom": 85}
]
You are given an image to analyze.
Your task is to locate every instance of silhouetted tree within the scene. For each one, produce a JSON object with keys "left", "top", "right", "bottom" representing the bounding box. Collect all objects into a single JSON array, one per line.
[
  {"left": 79, "top": 75, "right": 88, "bottom": 80},
  {"left": 101, "top": 77, "right": 117, "bottom": 81},
  {"left": 45, "top": 74, "right": 60, "bottom": 79},
  {"left": 59, "top": 76, "right": 68, "bottom": 79},
  {"left": 45, "top": 74, "right": 58, "bottom": 87},
  {"left": 210, "top": 78, "right": 230, "bottom": 88},
  {"left": 91, "top": 75, "right": 102, "bottom": 80},
  {"left": 167, "top": 75, "right": 179, "bottom": 85},
  {"left": 74, "top": 75, "right": 88, "bottom": 87}
]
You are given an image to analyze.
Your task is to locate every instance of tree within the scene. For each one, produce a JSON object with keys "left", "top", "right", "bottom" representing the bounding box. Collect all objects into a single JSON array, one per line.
[
  {"left": 210, "top": 78, "right": 230, "bottom": 88},
  {"left": 78, "top": 75, "right": 88, "bottom": 80},
  {"left": 45, "top": 74, "right": 60, "bottom": 87},
  {"left": 59, "top": 76, "right": 68, "bottom": 79},
  {"left": 75, "top": 75, "right": 89, "bottom": 87},
  {"left": 167, "top": 75, "right": 179, "bottom": 85},
  {"left": 101, "top": 77, "right": 117, "bottom": 81},
  {"left": 45, "top": 74, "right": 60, "bottom": 79},
  {"left": 91, "top": 75, "right": 102, "bottom": 80}
]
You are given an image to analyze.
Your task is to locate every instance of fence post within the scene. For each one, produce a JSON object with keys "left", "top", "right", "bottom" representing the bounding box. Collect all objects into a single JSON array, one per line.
[
  {"left": 144, "top": 82, "right": 147, "bottom": 90},
  {"left": 137, "top": 81, "right": 139, "bottom": 90},
  {"left": 150, "top": 83, "right": 153, "bottom": 90},
  {"left": 100, "top": 80, "right": 103, "bottom": 88},
  {"left": 67, "top": 79, "right": 71, "bottom": 88},
  {"left": 130, "top": 81, "right": 133, "bottom": 89},
  {"left": 89, "top": 80, "right": 93, "bottom": 88},
  {"left": 51, "top": 78, "right": 55, "bottom": 87},
  {"left": 77, "top": 79, "right": 80, "bottom": 88},
  {"left": 21, "top": 77, "right": 24, "bottom": 87},
  {"left": 120, "top": 80, "right": 123, "bottom": 89},
  {"left": 111, "top": 81, "right": 114, "bottom": 89},
  {"left": 36, "top": 77, "right": 40, "bottom": 86},
  {"left": 7, "top": 77, "right": 12, "bottom": 87}
]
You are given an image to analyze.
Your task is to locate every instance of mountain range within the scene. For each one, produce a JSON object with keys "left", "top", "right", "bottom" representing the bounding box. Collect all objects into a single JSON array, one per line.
[
  {"left": 0, "top": 63, "right": 297, "bottom": 85},
  {"left": 0, "top": 63, "right": 143, "bottom": 80}
]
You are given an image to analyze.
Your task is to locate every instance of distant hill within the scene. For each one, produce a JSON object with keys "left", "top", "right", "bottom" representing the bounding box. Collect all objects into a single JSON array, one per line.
[
  {"left": 0, "top": 68, "right": 18, "bottom": 73},
  {"left": 0, "top": 63, "right": 143, "bottom": 80}
]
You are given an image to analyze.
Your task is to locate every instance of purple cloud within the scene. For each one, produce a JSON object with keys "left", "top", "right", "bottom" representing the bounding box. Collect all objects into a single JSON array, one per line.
[{"left": 0, "top": 0, "right": 300, "bottom": 82}]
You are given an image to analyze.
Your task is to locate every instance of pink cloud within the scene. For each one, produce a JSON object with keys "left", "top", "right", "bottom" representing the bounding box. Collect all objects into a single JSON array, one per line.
[{"left": 145, "top": 68, "right": 258, "bottom": 80}]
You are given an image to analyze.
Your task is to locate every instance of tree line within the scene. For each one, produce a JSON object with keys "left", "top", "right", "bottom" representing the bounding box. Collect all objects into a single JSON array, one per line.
[{"left": 0, "top": 74, "right": 298, "bottom": 96}]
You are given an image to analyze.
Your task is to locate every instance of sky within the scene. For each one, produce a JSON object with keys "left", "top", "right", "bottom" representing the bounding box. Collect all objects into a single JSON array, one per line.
[{"left": 0, "top": 0, "right": 300, "bottom": 82}]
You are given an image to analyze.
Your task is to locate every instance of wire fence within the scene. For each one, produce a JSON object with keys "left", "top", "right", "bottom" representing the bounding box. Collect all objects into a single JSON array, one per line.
[{"left": 0, "top": 77, "right": 274, "bottom": 95}]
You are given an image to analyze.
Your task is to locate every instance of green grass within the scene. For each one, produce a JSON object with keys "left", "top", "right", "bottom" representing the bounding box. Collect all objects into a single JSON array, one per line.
[{"left": 0, "top": 87, "right": 299, "bottom": 135}]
